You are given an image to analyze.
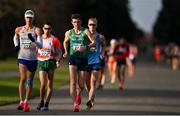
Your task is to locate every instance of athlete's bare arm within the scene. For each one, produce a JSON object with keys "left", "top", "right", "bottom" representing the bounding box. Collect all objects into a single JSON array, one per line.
[
  {"left": 85, "top": 29, "right": 96, "bottom": 47},
  {"left": 63, "top": 30, "right": 70, "bottom": 58}
]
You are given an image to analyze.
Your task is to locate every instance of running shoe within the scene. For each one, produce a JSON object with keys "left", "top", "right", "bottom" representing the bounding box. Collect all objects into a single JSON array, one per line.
[
  {"left": 37, "top": 101, "right": 44, "bottom": 110},
  {"left": 43, "top": 102, "right": 49, "bottom": 111},
  {"left": 86, "top": 100, "right": 93, "bottom": 111},
  {"left": 118, "top": 82, "right": 124, "bottom": 90},
  {"left": 23, "top": 102, "right": 30, "bottom": 112},
  {"left": 73, "top": 104, "right": 79, "bottom": 112},
  {"left": 75, "top": 95, "right": 81, "bottom": 105},
  {"left": 43, "top": 106, "right": 49, "bottom": 111},
  {"left": 17, "top": 102, "right": 24, "bottom": 110},
  {"left": 91, "top": 97, "right": 95, "bottom": 107},
  {"left": 91, "top": 100, "right": 95, "bottom": 107},
  {"left": 97, "top": 85, "right": 103, "bottom": 90}
]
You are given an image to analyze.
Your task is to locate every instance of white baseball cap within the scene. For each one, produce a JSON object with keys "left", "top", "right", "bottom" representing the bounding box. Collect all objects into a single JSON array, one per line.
[{"left": 24, "top": 10, "right": 34, "bottom": 18}]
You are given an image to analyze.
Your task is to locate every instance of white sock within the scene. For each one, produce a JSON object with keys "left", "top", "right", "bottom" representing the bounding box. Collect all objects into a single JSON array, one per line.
[
  {"left": 24, "top": 99, "right": 27, "bottom": 103},
  {"left": 20, "top": 100, "right": 23, "bottom": 104}
]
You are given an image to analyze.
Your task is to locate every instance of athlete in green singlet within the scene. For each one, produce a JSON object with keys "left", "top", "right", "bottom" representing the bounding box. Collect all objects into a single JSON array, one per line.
[{"left": 63, "top": 14, "right": 95, "bottom": 112}]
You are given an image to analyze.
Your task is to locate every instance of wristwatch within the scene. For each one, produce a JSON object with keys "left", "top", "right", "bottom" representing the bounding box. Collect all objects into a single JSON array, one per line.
[{"left": 86, "top": 45, "right": 90, "bottom": 49}]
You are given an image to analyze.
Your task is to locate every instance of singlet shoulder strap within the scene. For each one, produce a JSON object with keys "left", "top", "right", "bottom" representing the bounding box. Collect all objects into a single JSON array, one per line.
[
  {"left": 96, "top": 33, "right": 100, "bottom": 42},
  {"left": 70, "top": 29, "right": 74, "bottom": 35}
]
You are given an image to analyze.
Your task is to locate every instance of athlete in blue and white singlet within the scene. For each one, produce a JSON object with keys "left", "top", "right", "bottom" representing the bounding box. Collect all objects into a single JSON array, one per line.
[{"left": 85, "top": 18, "right": 106, "bottom": 110}]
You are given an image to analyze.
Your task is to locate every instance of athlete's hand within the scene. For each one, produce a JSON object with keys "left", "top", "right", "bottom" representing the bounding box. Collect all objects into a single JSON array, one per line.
[
  {"left": 78, "top": 46, "right": 87, "bottom": 52},
  {"left": 15, "top": 46, "right": 20, "bottom": 53},
  {"left": 28, "top": 33, "right": 35, "bottom": 42},
  {"left": 63, "top": 52, "right": 68, "bottom": 58},
  {"left": 56, "top": 61, "right": 60, "bottom": 68},
  {"left": 100, "top": 54, "right": 104, "bottom": 59}
]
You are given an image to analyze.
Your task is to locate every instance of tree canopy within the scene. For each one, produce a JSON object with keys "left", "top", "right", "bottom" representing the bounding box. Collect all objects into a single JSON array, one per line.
[
  {"left": 153, "top": 0, "right": 180, "bottom": 45},
  {"left": 0, "top": 0, "right": 138, "bottom": 59}
]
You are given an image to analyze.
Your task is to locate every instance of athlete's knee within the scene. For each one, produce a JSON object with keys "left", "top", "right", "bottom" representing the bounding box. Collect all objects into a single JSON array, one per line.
[
  {"left": 70, "top": 82, "right": 76, "bottom": 88},
  {"left": 40, "top": 83, "right": 46, "bottom": 90},
  {"left": 20, "top": 77, "right": 26, "bottom": 83},
  {"left": 27, "top": 78, "right": 33, "bottom": 88}
]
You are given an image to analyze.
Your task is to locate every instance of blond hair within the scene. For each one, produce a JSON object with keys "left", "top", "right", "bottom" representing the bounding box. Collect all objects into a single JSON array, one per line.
[{"left": 88, "top": 18, "right": 98, "bottom": 26}]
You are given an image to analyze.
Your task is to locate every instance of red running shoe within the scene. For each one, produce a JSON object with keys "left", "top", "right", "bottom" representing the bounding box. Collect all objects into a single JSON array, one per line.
[
  {"left": 17, "top": 102, "right": 24, "bottom": 110},
  {"left": 73, "top": 104, "right": 79, "bottom": 112},
  {"left": 23, "top": 102, "right": 30, "bottom": 112}
]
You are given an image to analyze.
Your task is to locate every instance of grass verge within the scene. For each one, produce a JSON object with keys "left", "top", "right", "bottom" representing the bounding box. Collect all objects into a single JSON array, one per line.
[
  {"left": 0, "top": 65, "right": 69, "bottom": 106},
  {"left": 0, "top": 59, "right": 18, "bottom": 72}
]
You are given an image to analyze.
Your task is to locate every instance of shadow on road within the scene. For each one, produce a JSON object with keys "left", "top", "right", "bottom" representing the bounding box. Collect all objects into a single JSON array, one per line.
[{"left": 53, "top": 88, "right": 180, "bottom": 99}]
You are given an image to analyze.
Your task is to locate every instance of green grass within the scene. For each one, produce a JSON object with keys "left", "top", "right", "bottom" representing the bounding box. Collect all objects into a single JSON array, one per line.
[
  {"left": 0, "top": 59, "right": 18, "bottom": 72},
  {"left": 0, "top": 64, "right": 69, "bottom": 106}
]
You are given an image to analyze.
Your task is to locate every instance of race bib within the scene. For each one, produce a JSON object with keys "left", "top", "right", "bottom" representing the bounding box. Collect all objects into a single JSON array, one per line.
[
  {"left": 119, "top": 48, "right": 125, "bottom": 53},
  {"left": 39, "top": 48, "right": 51, "bottom": 59},
  {"left": 90, "top": 46, "right": 97, "bottom": 52},
  {"left": 22, "top": 39, "right": 33, "bottom": 49},
  {"left": 73, "top": 45, "right": 82, "bottom": 51}
]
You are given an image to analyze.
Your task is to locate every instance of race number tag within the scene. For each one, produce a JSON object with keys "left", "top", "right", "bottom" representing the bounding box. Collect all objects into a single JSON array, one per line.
[
  {"left": 39, "top": 48, "right": 51, "bottom": 59},
  {"left": 73, "top": 45, "right": 82, "bottom": 51},
  {"left": 90, "top": 46, "right": 97, "bottom": 52},
  {"left": 22, "top": 39, "right": 32, "bottom": 49}
]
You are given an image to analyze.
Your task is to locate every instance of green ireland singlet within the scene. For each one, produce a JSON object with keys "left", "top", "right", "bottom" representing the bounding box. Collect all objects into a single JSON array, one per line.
[{"left": 69, "top": 27, "right": 90, "bottom": 57}]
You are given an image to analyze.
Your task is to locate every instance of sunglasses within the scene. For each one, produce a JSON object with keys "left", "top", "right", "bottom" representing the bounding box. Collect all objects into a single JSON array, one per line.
[
  {"left": 26, "top": 17, "right": 33, "bottom": 19},
  {"left": 89, "top": 24, "right": 96, "bottom": 26},
  {"left": 44, "top": 27, "right": 51, "bottom": 30}
]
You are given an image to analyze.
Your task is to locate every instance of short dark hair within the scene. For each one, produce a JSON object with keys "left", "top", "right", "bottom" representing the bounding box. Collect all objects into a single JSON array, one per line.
[
  {"left": 71, "top": 14, "right": 82, "bottom": 20},
  {"left": 44, "top": 21, "right": 52, "bottom": 27}
]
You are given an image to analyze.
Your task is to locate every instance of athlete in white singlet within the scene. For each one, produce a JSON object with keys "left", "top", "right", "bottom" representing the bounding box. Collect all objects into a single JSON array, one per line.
[{"left": 13, "top": 10, "right": 42, "bottom": 112}]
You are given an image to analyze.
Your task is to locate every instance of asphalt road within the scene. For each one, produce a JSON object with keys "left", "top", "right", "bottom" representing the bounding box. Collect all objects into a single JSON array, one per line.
[{"left": 0, "top": 61, "right": 180, "bottom": 115}]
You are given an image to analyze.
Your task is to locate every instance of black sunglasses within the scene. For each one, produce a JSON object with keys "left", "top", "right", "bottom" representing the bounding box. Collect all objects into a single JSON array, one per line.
[
  {"left": 89, "top": 24, "right": 96, "bottom": 26},
  {"left": 44, "top": 27, "right": 51, "bottom": 30}
]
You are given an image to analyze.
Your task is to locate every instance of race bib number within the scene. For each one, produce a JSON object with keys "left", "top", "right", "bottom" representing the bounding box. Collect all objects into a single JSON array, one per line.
[
  {"left": 23, "top": 44, "right": 33, "bottom": 49},
  {"left": 39, "top": 49, "right": 51, "bottom": 58},
  {"left": 118, "top": 48, "right": 125, "bottom": 53},
  {"left": 22, "top": 38, "right": 32, "bottom": 49},
  {"left": 73, "top": 45, "right": 82, "bottom": 51},
  {"left": 90, "top": 46, "right": 97, "bottom": 52}
]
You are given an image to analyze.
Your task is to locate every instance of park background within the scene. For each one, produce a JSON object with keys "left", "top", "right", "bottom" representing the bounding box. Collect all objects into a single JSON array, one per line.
[
  {"left": 0, "top": 1, "right": 180, "bottom": 114},
  {"left": 0, "top": 0, "right": 180, "bottom": 59}
]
